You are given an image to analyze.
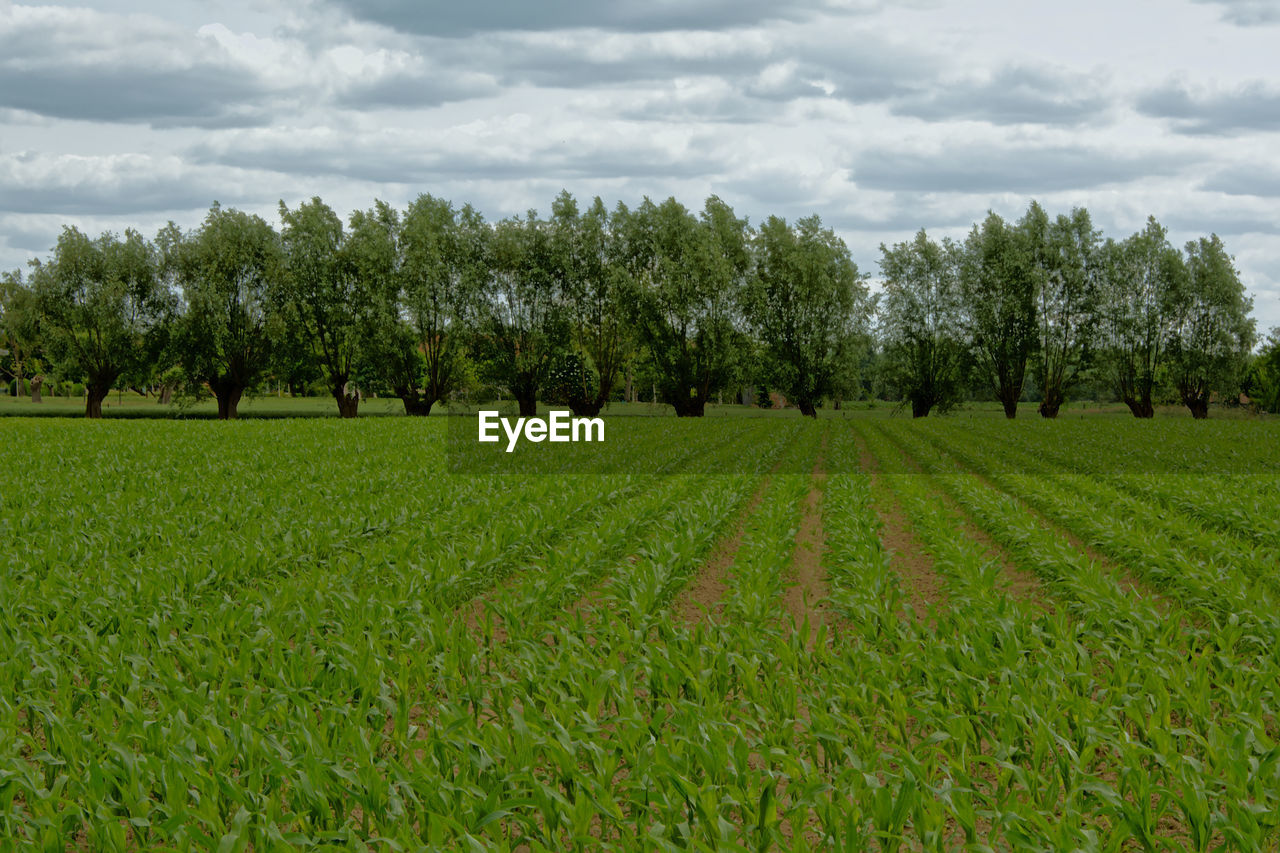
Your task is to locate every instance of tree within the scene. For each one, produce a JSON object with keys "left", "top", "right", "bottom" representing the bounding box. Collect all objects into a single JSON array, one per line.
[
  {"left": 476, "top": 212, "right": 566, "bottom": 417},
  {"left": 1098, "top": 217, "right": 1181, "bottom": 418},
  {"left": 278, "top": 197, "right": 373, "bottom": 418},
  {"left": 348, "top": 202, "right": 421, "bottom": 414},
  {"left": 1165, "top": 234, "right": 1255, "bottom": 418},
  {"left": 400, "top": 195, "right": 486, "bottom": 415},
  {"left": 1030, "top": 205, "right": 1102, "bottom": 418},
  {"left": 878, "top": 230, "right": 966, "bottom": 417},
  {"left": 29, "top": 227, "right": 171, "bottom": 418},
  {"left": 746, "top": 214, "right": 869, "bottom": 417},
  {"left": 163, "top": 203, "right": 284, "bottom": 420},
  {"left": 1244, "top": 328, "right": 1280, "bottom": 414},
  {"left": 621, "top": 196, "right": 750, "bottom": 417},
  {"left": 0, "top": 270, "right": 41, "bottom": 400},
  {"left": 959, "top": 209, "right": 1038, "bottom": 418},
  {"left": 548, "top": 191, "right": 628, "bottom": 417}
]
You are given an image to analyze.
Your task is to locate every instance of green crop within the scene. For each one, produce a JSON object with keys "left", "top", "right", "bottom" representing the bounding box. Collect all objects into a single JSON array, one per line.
[{"left": 1, "top": 415, "right": 1279, "bottom": 849}]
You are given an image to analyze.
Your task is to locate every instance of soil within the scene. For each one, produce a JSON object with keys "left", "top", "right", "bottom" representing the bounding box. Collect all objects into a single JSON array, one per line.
[
  {"left": 673, "top": 473, "right": 776, "bottom": 623},
  {"left": 854, "top": 432, "right": 949, "bottom": 621},
  {"left": 782, "top": 438, "right": 831, "bottom": 646}
]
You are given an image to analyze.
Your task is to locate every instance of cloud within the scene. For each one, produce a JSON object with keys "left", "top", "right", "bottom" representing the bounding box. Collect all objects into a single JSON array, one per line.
[
  {"left": 187, "top": 123, "right": 730, "bottom": 185},
  {"left": 0, "top": 150, "right": 260, "bottom": 215},
  {"left": 0, "top": 5, "right": 499, "bottom": 125},
  {"left": 329, "top": 54, "right": 498, "bottom": 108},
  {"left": 1135, "top": 80, "right": 1280, "bottom": 135},
  {"left": 1191, "top": 0, "right": 1280, "bottom": 25},
  {"left": 1199, "top": 165, "right": 1280, "bottom": 198},
  {"left": 0, "top": 5, "right": 279, "bottom": 127},
  {"left": 322, "top": 0, "right": 873, "bottom": 37},
  {"left": 1161, "top": 211, "right": 1280, "bottom": 236},
  {"left": 891, "top": 65, "right": 1110, "bottom": 126},
  {"left": 463, "top": 27, "right": 935, "bottom": 121},
  {"left": 851, "top": 142, "right": 1190, "bottom": 193}
]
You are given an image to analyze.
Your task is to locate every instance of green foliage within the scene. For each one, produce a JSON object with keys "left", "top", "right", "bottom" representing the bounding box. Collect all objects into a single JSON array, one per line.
[
  {"left": 1096, "top": 217, "right": 1183, "bottom": 418},
  {"left": 619, "top": 196, "right": 751, "bottom": 417},
  {"left": 28, "top": 226, "right": 172, "bottom": 416},
  {"left": 278, "top": 196, "right": 376, "bottom": 417},
  {"left": 549, "top": 191, "right": 628, "bottom": 416},
  {"left": 959, "top": 208, "right": 1039, "bottom": 418},
  {"left": 1030, "top": 204, "right": 1103, "bottom": 418},
  {"left": 543, "top": 350, "right": 598, "bottom": 411},
  {"left": 877, "top": 229, "right": 967, "bottom": 417},
  {"left": 1245, "top": 328, "right": 1280, "bottom": 413},
  {"left": 161, "top": 203, "right": 285, "bottom": 419},
  {"left": 1165, "top": 235, "right": 1256, "bottom": 417},
  {"left": 746, "top": 214, "right": 870, "bottom": 417}
]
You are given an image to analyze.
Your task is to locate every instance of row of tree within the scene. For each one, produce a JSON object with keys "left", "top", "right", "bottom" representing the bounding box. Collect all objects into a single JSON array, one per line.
[
  {"left": 880, "top": 205, "right": 1258, "bottom": 419},
  {"left": 0, "top": 192, "right": 1265, "bottom": 420}
]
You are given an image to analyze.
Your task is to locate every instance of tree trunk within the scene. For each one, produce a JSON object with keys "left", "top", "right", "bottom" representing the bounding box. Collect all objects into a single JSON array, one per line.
[
  {"left": 670, "top": 394, "right": 705, "bottom": 417},
  {"left": 396, "top": 387, "right": 433, "bottom": 416},
  {"left": 1001, "top": 396, "right": 1018, "bottom": 419},
  {"left": 797, "top": 399, "right": 818, "bottom": 418},
  {"left": 1038, "top": 387, "right": 1063, "bottom": 419},
  {"left": 30, "top": 374, "right": 43, "bottom": 403},
  {"left": 911, "top": 398, "right": 932, "bottom": 418},
  {"left": 336, "top": 393, "right": 359, "bottom": 418},
  {"left": 625, "top": 365, "right": 634, "bottom": 404},
  {"left": 214, "top": 384, "right": 244, "bottom": 419},
  {"left": 159, "top": 384, "right": 173, "bottom": 405},
  {"left": 516, "top": 391, "right": 537, "bottom": 418},
  {"left": 572, "top": 399, "right": 603, "bottom": 418},
  {"left": 833, "top": 398, "right": 842, "bottom": 411},
  {"left": 334, "top": 382, "right": 360, "bottom": 418},
  {"left": 85, "top": 383, "right": 110, "bottom": 419},
  {"left": 1184, "top": 395, "right": 1209, "bottom": 419},
  {"left": 1123, "top": 395, "right": 1154, "bottom": 419}
]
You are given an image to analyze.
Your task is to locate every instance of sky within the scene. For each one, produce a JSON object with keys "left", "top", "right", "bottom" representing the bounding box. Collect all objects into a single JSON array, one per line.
[{"left": 2, "top": 0, "right": 1279, "bottom": 331}]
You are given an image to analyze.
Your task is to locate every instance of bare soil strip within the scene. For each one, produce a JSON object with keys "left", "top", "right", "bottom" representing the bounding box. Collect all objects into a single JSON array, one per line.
[
  {"left": 943, "top": 454, "right": 1170, "bottom": 612},
  {"left": 852, "top": 430, "right": 948, "bottom": 621},
  {"left": 783, "top": 434, "right": 830, "bottom": 645},
  {"left": 672, "top": 473, "right": 776, "bottom": 623},
  {"left": 884, "top": 435, "right": 1051, "bottom": 611}
]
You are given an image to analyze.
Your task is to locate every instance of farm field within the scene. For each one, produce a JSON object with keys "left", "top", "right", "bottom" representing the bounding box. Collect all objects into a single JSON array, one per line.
[{"left": 2, "top": 417, "right": 1279, "bottom": 850}]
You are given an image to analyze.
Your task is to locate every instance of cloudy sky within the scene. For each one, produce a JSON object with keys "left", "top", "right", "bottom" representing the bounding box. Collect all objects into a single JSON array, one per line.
[{"left": 2, "top": 0, "right": 1279, "bottom": 330}]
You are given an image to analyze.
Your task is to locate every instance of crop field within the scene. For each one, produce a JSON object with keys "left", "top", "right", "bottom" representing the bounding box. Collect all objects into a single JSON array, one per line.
[{"left": 2, "top": 416, "right": 1280, "bottom": 850}]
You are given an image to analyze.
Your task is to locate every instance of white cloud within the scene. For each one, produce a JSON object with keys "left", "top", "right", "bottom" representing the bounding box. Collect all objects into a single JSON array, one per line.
[{"left": 1, "top": 0, "right": 1278, "bottom": 331}]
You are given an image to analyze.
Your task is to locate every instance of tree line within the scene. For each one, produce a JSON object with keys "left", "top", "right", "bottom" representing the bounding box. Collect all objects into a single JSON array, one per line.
[{"left": 0, "top": 192, "right": 1271, "bottom": 420}]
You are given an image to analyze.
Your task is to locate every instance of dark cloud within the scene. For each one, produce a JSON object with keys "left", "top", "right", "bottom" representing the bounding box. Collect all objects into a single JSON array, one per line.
[
  {"left": 188, "top": 131, "right": 728, "bottom": 184},
  {"left": 0, "top": 6, "right": 276, "bottom": 127},
  {"left": 324, "top": 0, "right": 859, "bottom": 37},
  {"left": 0, "top": 66, "right": 273, "bottom": 128},
  {"left": 616, "top": 89, "right": 772, "bottom": 124},
  {"left": 1135, "top": 81, "right": 1280, "bottom": 135},
  {"left": 852, "top": 143, "right": 1190, "bottom": 193},
  {"left": 1160, "top": 212, "right": 1280, "bottom": 236},
  {"left": 1199, "top": 166, "right": 1280, "bottom": 198},
  {"left": 333, "top": 69, "right": 498, "bottom": 109},
  {"left": 891, "top": 65, "right": 1109, "bottom": 126},
  {"left": 1191, "top": 0, "right": 1280, "bottom": 25},
  {"left": 830, "top": 205, "right": 974, "bottom": 234},
  {"left": 485, "top": 32, "right": 935, "bottom": 122},
  {"left": 0, "top": 152, "right": 257, "bottom": 216},
  {"left": 0, "top": 219, "right": 58, "bottom": 255}
]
